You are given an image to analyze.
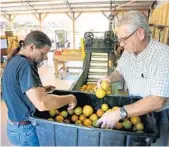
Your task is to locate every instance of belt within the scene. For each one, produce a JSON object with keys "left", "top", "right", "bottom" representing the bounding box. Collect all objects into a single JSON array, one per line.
[{"left": 8, "top": 120, "right": 31, "bottom": 126}]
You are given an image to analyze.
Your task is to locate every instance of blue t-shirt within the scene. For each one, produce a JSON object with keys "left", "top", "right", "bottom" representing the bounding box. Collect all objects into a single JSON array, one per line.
[{"left": 2, "top": 55, "right": 43, "bottom": 121}]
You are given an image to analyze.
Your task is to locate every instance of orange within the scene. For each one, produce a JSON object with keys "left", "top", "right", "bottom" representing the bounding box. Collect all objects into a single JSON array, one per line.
[
  {"left": 55, "top": 115, "right": 64, "bottom": 122},
  {"left": 96, "top": 109, "right": 104, "bottom": 117},
  {"left": 60, "top": 111, "right": 68, "bottom": 118},
  {"left": 112, "top": 106, "right": 120, "bottom": 111},
  {"left": 89, "top": 114, "right": 98, "bottom": 121},
  {"left": 47, "top": 118, "right": 54, "bottom": 121},
  {"left": 114, "top": 122, "right": 123, "bottom": 129},
  {"left": 49, "top": 109, "right": 59, "bottom": 117},
  {"left": 130, "top": 116, "right": 141, "bottom": 125},
  {"left": 83, "top": 119, "right": 92, "bottom": 127},
  {"left": 71, "top": 115, "right": 78, "bottom": 122},
  {"left": 106, "top": 91, "right": 111, "bottom": 94},
  {"left": 83, "top": 105, "right": 94, "bottom": 117},
  {"left": 135, "top": 122, "right": 144, "bottom": 131},
  {"left": 79, "top": 114, "right": 86, "bottom": 121},
  {"left": 101, "top": 104, "right": 109, "bottom": 111},
  {"left": 75, "top": 120, "right": 82, "bottom": 125},
  {"left": 101, "top": 80, "right": 110, "bottom": 90},
  {"left": 122, "top": 120, "right": 132, "bottom": 129},
  {"left": 74, "top": 107, "right": 83, "bottom": 115},
  {"left": 95, "top": 88, "right": 106, "bottom": 99}
]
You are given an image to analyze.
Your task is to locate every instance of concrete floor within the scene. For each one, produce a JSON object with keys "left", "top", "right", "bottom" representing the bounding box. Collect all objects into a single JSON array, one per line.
[{"left": 0, "top": 53, "right": 83, "bottom": 146}]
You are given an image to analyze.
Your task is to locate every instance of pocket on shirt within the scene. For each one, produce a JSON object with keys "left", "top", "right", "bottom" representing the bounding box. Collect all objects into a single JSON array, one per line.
[{"left": 140, "top": 70, "right": 151, "bottom": 78}]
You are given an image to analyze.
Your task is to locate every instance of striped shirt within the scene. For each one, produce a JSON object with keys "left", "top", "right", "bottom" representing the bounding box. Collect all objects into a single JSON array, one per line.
[{"left": 116, "top": 38, "right": 169, "bottom": 110}]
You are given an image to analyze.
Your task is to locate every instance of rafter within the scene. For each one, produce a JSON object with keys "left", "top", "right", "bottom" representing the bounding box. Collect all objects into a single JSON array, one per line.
[
  {"left": 63, "top": 0, "right": 74, "bottom": 14},
  {"left": 24, "top": 0, "right": 39, "bottom": 14}
]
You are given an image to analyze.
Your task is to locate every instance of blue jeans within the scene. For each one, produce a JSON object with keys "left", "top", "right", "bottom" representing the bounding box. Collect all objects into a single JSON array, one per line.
[{"left": 7, "top": 122, "right": 39, "bottom": 146}]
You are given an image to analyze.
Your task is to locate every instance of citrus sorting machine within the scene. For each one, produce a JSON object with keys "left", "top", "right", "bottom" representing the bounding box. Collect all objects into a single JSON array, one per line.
[{"left": 70, "top": 31, "right": 117, "bottom": 92}]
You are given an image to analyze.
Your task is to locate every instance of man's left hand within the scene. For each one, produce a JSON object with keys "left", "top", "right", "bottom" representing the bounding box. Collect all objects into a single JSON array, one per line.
[
  {"left": 44, "top": 85, "right": 56, "bottom": 92},
  {"left": 96, "top": 109, "right": 121, "bottom": 129}
]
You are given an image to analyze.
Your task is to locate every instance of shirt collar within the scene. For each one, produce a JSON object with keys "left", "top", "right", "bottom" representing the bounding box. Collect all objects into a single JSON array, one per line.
[{"left": 132, "top": 37, "right": 153, "bottom": 61}]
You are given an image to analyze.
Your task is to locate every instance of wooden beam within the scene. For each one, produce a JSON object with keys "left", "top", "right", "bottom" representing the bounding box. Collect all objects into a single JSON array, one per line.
[
  {"left": 65, "top": 12, "right": 73, "bottom": 20},
  {"left": 75, "top": 12, "right": 82, "bottom": 21},
  {"left": 3, "top": 14, "right": 16, "bottom": 22},
  {"left": 102, "top": 11, "right": 109, "bottom": 20},
  {"left": 116, "top": 0, "right": 138, "bottom": 9},
  {"left": 34, "top": 13, "right": 48, "bottom": 21},
  {"left": 24, "top": 0, "right": 39, "bottom": 14},
  {"left": 65, "top": 12, "right": 82, "bottom": 49},
  {"left": 1, "top": 6, "right": 149, "bottom": 13},
  {"left": 1, "top": 8, "right": 149, "bottom": 16},
  {"left": 1, "top": 1, "right": 153, "bottom": 9},
  {"left": 33, "top": 13, "right": 48, "bottom": 30},
  {"left": 72, "top": 12, "right": 75, "bottom": 49},
  {"left": 41, "top": 13, "right": 48, "bottom": 21},
  {"left": 63, "top": 0, "right": 74, "bottom": 14},
  {"left": 3, "top": 14, "right": 16, "bottom": 30},
  {"left": 65, "top": 12, "right": 76, "bottom": 49},
  {"left": 1, "top": 0, "right": 58, "bottom": 4},
  {"left": 2, "top": 1, "right": 152, "bottom": 5}
]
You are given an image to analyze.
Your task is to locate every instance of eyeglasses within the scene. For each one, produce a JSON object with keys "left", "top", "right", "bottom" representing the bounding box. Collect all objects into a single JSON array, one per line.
[{"left": 117, "top": 28, "right": 138, "bottom": 45}]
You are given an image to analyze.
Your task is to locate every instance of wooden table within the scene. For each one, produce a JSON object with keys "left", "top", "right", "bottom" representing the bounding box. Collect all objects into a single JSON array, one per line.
[{"left": 53, "top": 50, "right": 84, "bottom": 79}]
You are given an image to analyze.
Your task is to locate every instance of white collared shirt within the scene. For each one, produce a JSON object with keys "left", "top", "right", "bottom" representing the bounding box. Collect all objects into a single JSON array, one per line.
[{"left": 116, "top": 38, "right": 169, "bottom": 110}]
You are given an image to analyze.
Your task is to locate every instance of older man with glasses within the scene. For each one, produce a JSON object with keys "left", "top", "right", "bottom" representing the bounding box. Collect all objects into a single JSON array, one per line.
[{"left": 97, "top": 11, "right": 169, "bottom": 146}]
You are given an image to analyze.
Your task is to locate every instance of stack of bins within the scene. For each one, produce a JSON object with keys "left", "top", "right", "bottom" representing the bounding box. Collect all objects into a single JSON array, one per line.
[{"left": 29, "top": 90, "right": 159, "bottom": 146}]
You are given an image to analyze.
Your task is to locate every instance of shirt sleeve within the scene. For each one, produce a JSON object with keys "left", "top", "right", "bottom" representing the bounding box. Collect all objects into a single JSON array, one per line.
[
  {"left": 150, "top": 57, "right": 169, "bottom": 98},
  {"left": 18, "top": 61, "right": 43, "bottom": 93}
]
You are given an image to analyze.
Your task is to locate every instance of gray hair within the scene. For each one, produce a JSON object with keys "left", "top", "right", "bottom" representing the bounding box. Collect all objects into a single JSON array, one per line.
[{"left": 116, "top": 11, "right": 150, "bottom": 36}]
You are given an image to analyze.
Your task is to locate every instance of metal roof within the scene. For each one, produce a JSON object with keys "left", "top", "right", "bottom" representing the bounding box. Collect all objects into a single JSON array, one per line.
[{"left": 1, "top": 0, "right": 153, "bottom": 16}]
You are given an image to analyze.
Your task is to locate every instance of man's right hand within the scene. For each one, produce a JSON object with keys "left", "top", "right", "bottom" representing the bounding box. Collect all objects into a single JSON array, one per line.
[{"left": 67, "top": 94, "right": 77, "bottom": 110}]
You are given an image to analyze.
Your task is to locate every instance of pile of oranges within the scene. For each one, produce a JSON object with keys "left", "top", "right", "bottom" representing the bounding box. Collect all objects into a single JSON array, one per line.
[
  {"left": 47, "top": 103, "right": 144, "bottom": 133},
  {"left": 48, "top": 104, "right": 111, "bottom": 127},
  {"left": 79, "top": 80, "right": 112, "bottom": 96}
]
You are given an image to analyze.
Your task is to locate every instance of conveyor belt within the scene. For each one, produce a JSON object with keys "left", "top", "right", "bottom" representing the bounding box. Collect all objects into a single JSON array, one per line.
[
  {"left": 87, "top": 52, "right": 108, "bottom": 83},
  {"left": 71, "top": 31, "right": 116, "bottom": 92}
]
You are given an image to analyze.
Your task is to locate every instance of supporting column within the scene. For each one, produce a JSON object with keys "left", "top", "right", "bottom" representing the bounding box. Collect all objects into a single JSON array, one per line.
[
  {"left": 3, "top": 14, "right": 16, "bottom": 30},
  {"left": 101, "top": 11, "right": 113, "bottom": 30},
  {"left": 72, "top": 12, "right": 75, "bottom": 49},
  {"left": 65, "top": 12, "right": 82, "bottom": 49},
  {"left": 34, "top": 13, "right": 48, "bottom": 31}
]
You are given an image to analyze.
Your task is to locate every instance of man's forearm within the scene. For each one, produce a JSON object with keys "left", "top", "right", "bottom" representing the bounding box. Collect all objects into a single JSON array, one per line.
[
  {"left": 125, "top": 96, "right": 167, "bottom": 117},
  {"left": 106, "top": 70, "right": 123, "bottom": 83},
  {"left": 42, "top": 94, "right": 72, "bottom": 111}
]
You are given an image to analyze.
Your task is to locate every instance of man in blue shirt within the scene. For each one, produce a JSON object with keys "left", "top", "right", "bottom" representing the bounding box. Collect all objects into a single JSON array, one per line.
[{"left": 2, "top": 31, "right": 77, "bottom": 146}]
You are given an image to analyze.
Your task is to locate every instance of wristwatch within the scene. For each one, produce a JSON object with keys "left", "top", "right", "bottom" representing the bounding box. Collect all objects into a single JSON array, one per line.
[{"left": 120, "top": 107, "right": 128, "bottom": 119}]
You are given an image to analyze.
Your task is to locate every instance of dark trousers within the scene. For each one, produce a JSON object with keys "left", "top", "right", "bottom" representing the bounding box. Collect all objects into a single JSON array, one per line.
[{"left": 152, "top": 109, "right": 169, "bottom": 146}]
